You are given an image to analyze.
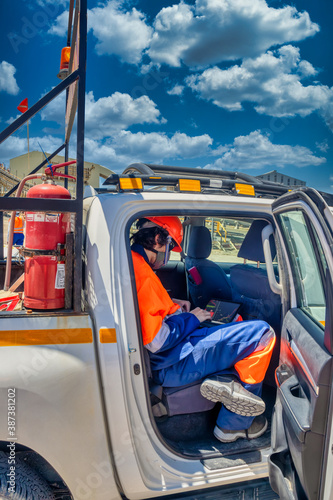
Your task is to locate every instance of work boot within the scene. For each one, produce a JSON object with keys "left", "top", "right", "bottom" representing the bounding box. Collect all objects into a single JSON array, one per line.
[
  {"left": 214, "top": 415, "right": 268, "bottom": 443},
  {"left": 200, "top": 376, "right": 265, "bottom": 416}
]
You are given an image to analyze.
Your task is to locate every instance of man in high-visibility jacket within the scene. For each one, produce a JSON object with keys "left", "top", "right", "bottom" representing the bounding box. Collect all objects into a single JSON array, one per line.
[
  {"left": 131, "top": 216, "right": 275, "bottom": 443},
  {"left": 9, "top": 212, "right": 25, "bottom": 246}
]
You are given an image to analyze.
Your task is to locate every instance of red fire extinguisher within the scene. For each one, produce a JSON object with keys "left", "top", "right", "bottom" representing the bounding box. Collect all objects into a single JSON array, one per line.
[{"left": 23, "top": 162, "right": 76, "bottom": 310}]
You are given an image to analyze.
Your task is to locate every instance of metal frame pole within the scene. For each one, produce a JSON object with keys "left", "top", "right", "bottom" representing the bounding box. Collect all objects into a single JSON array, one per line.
[
  {"left": 73, "top": 0, "right": 87, "bottom": 312},
  {"left": 0, "top": 71, "right": 79, "bottom": 145},
  {"left": 0, "top": 213, "right": 3, "bottom": 261},
  {"left": 64, "top": 0, "right": 74, "bottom": 190}
]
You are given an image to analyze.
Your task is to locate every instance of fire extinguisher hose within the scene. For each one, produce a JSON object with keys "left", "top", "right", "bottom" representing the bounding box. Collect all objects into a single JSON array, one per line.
[{"left": 4, "top": 174, "right": 43, "bottom": 291}]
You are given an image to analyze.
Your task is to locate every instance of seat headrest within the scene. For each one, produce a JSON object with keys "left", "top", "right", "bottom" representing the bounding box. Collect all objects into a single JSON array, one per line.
[
  {"left": 187, "top": 226, "right": 212, "bottom": 259},
  {"left": 238, "top": 220, "right": 276, "bottom": 263}
]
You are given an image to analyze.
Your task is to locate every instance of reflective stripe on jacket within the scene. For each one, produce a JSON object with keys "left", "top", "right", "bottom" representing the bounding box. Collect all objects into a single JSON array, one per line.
[{"left": 131, "top": 250, "right": 180, "bottom": 345}]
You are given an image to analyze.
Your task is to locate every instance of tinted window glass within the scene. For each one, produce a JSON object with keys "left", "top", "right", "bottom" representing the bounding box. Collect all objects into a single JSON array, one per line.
[
  {"left": 279, "top": 210, "right": 326, "bottom": 327},
  {"left": 204, "top": 217, "right": 254, "bottom": 264}
]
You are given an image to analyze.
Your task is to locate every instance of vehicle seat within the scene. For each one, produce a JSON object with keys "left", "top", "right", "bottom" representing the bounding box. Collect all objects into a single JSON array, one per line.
[
  {"left": 144, "top": 350, "right": 215, "bottom": 417},
  {"left": 185, "top": 226, "right": 232, "bottom": 308},
  {"left": 230, "top": 220, "right": 281, "bottom": 332}
]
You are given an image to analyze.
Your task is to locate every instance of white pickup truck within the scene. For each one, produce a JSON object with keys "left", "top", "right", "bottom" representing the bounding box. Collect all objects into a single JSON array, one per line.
[{"left": 0, "top": 162, "right": 333, "bottom": 500}]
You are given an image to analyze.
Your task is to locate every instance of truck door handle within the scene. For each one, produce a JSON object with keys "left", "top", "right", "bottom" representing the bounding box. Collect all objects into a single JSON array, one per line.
[{"left": 275, "top": 364, "right": 293, "bottom": 387}]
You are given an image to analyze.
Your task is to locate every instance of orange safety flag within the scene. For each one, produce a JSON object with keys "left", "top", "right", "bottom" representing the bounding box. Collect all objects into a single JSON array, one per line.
[
  {"left": 234, "top": 334, "right": 276, "bottom": 385},
  {"left": 17, "top": 98, "right": 28, "bottom": 113}
]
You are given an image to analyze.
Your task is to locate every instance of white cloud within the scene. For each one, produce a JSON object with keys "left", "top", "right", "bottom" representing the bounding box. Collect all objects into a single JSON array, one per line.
[
  {"left": 36, "top": 0, "right": 69, "bottom": 7},
  {"left": 167, "top": 85, "right": 185, "bottom": 96},
  {"left": 109, "top": 130, "right": 213, "bottom": 160},
  {"left": 320, "top": 99, "right": 333, "bottom": 132},
  {"left": 36, "top": 0, "right": 68, "bottom": 6},
  {"left": 49, "top": 1, "right": 152, "bottom": 63},
  {"left": 81, "top": 131, "right": 214, "bottom": 171},
  {"left": 0, "top": 135, "right": 62, "bottom": 168},
  {"left": 47, "top": 10, "right": 68, "bottom": 36},
  {"left": 0, "top": 130, "right": 215, "bottom": 172},
  {"left": 1, "top": 129, "right": 326, "bottom": 178},
  {"left": 148, "top": 0, "right": 319, "bottom": 67},
  {"left": 85, "top": 91, "right": 165, "bottom": 139},
  {"left": 40, "top": 92, "right": 66, "bottom": 127},
  {"left": 6, "top": 114, "right": 20, "bottom": 125},
  {"left": 40, "top": 91, "right": 165, "bottom": 139},
  {"left": 316, "top": 140, "right": 329, "bottom": 153},
  {"left": 48, "top": 0, "right": 319, "bottom": 70},
  {"left": 204, "top": 130, "right": 326, "bottom": 170},
  {"left": 88, "top": 1, "right": 152, "bottom": 64},
  {"left": 0, "top": 61, "right": 20, "bottom": 95},
  {"left": 84, "top": 130, "right": 326, "bottom": 173},
  {"left": 186, "top": 46, "right": 333, "bottom": 125}
]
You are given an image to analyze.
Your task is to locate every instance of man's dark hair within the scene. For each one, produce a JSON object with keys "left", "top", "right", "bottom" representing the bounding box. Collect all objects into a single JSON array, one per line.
[{"left": 131, "top": 218, "right": 169, "bottom": 250}]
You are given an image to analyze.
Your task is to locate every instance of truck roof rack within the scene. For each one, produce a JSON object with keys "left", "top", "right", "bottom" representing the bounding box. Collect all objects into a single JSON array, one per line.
[
  {"left": 100, "top": 163, "right": 293, "bottom": 199},
  {"left": 101, "top": 163, "right": 333, "bottom": 205}
]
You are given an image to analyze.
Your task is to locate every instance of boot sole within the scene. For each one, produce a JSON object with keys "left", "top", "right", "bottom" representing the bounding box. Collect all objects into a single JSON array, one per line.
[{"left": 200, "top": 379, "right": 265, "bottom": 417}]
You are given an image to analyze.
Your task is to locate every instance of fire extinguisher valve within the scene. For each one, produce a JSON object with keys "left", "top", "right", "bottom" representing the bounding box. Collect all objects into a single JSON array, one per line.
[{"left": 44, "top": 160, "right": 77, "bottom": 180}]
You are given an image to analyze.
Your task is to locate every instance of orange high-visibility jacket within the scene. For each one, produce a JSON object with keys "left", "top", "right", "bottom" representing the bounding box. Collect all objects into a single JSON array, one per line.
[
  {"left": 132, "top": 251, "right": 180, "bottom": 345},
  {"left": 14, "top": 216, "right": 24, "bottom": 233}
]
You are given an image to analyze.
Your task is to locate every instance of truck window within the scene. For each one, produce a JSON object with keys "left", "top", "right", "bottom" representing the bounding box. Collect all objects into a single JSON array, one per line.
[
  {"left": 278, "top": 209, "right": 326, "bottom": 328},
  {"left": 204, "top": 217, "right": 255, "bottom": 264}
]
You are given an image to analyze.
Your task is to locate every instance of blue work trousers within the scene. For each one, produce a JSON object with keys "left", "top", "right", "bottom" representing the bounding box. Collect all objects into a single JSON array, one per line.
[
  {"left": 13, "top": 233, "right": 24, "bottom": 245},
  {"left": 153, "top": 320, "right": 271, "bottom": 430}
]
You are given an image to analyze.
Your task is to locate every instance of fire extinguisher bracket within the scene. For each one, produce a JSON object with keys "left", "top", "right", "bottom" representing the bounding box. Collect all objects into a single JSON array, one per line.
[{"left": 22, "top": 244, "right": 66, "bottom": 261}]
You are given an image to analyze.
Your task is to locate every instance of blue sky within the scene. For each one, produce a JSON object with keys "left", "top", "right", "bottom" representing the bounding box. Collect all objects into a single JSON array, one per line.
[{"left": 0, "top": 0, "right": 332, "bottom": 193}]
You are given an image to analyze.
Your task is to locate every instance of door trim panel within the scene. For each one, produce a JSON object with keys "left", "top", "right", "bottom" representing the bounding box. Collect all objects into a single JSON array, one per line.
[
  {"left": 277, "top": 373, "right": 310, "bottom": 443},
  {"left": 288, "top": 339, "right": 319, "bottom": 396}
]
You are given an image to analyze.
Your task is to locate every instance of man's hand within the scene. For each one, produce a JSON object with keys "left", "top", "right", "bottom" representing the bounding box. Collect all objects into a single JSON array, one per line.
[
  {"left": 172, "top": 298, "right": 191, "bottom": 312},
  {"left": 190, "top": 307, "right": 212, "bottom": 323}
]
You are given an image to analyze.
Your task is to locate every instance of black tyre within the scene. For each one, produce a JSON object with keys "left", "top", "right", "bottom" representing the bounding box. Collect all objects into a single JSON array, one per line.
[{"left": 0, "top": 451, "right": 55, "bottom": 499}]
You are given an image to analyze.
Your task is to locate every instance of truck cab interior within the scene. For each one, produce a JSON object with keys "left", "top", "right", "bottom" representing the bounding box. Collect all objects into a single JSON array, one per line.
[{"left": 130, "top": 212, "right": 281, "bottom": 462}]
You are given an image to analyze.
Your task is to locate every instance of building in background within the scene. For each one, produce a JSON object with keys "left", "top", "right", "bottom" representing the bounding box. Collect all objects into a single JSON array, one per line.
[
  {"left": 0, "top": 163, "right": 34, "bottom": 196},
  {"left": 256, "top": 170, "right": 306, "bottom": 187},
  {"left": 6, "top": 151, "right": 115, "bottom": 196}
]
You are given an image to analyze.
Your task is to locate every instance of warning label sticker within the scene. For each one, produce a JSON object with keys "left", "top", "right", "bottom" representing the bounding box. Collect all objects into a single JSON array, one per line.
[
  {"left": 26, "top": 214, "right": 34, "bottom": 221},
  {"left": 55, "top": 263, "right": 65, "bottom": 289},
  {"left": 34, "top": 213, "right": 45, "bottom": 222},
  {"left": 46, "top": 214, "right": 59, "bottom": 223}
]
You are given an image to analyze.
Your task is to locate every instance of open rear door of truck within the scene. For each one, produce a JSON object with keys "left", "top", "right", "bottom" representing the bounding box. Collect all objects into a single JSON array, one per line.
[{"left": 268, "top": 188, "right": 333, "bottom": 500}]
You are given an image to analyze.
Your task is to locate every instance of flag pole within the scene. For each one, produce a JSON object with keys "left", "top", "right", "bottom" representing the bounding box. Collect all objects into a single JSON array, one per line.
[{"left": 17, "top": 98, "right": 29, "bottom": 172}]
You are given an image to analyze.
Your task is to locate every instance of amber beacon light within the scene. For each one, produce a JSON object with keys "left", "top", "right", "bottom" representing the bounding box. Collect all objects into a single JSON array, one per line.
[{"left": 57, "top": 46, "right": 71, "bottom": 80}]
